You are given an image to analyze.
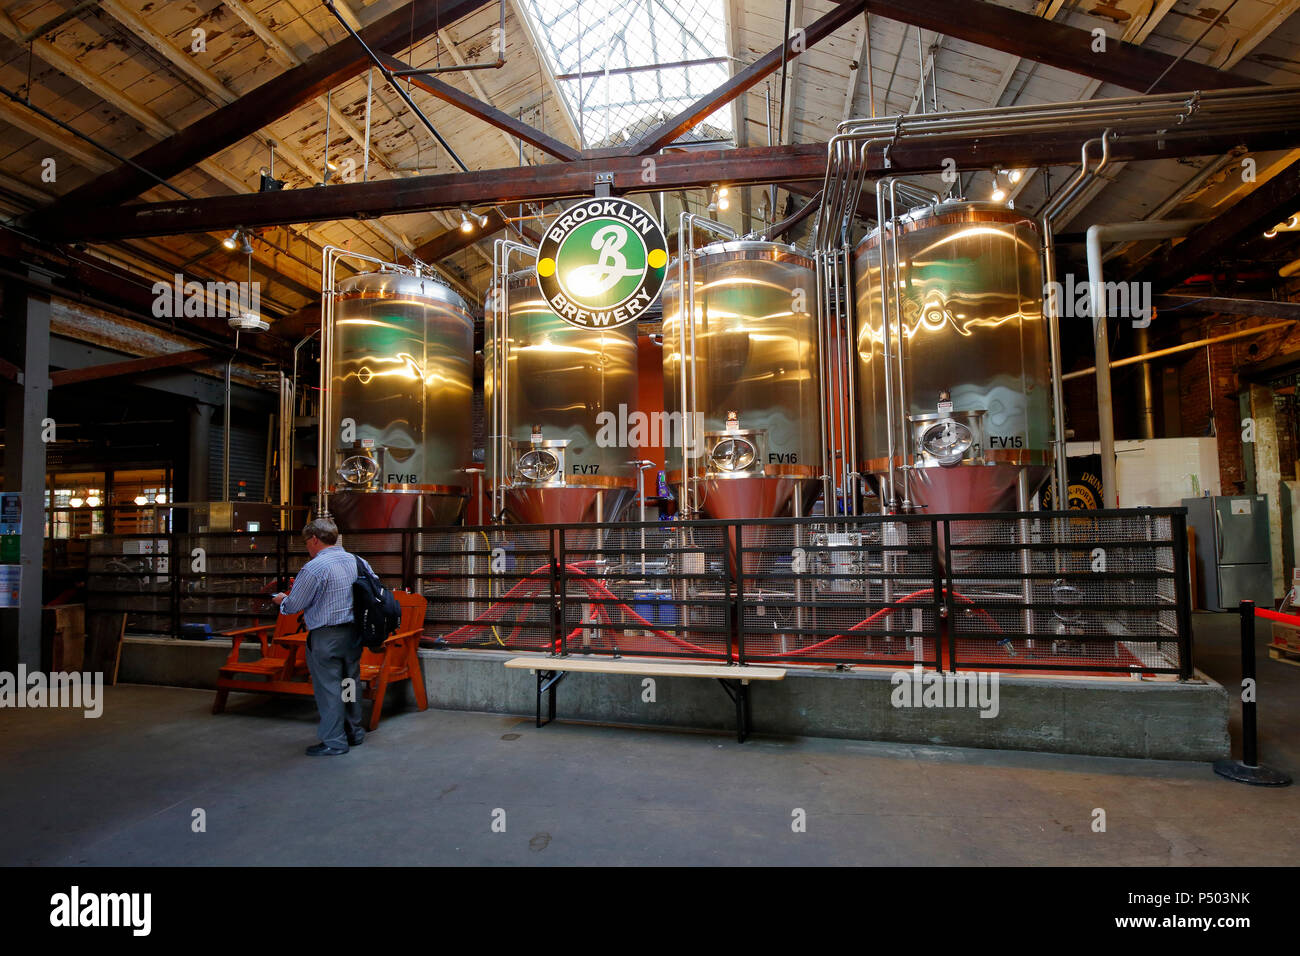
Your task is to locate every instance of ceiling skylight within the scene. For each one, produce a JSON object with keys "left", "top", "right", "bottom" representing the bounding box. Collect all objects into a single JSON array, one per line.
[{"left": 520, "top": 0, "right": 733, "bottom": 150}]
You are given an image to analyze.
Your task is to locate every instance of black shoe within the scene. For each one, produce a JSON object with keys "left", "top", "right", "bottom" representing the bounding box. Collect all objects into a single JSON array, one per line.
[
  {"left": 305, "top": 743, "right": 348, "bottom": 756},
  {"left": 347, "top": 733, "right": 365, "bottom": 747}
]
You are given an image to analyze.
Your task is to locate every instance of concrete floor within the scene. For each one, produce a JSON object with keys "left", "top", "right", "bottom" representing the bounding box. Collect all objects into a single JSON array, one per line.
[{"left": 2, "top": 612, "right": 1296, "bottom": 866}]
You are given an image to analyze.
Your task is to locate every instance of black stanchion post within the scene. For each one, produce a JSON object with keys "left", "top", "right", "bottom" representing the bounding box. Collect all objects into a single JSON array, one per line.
[{"left": 1213, "top": 599, "right": 1292, "bottom": 786}]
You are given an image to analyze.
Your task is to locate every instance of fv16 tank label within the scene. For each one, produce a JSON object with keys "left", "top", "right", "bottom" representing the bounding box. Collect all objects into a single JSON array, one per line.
[{"left": 537, "top": 197, "right": 668, "bottom": 329}]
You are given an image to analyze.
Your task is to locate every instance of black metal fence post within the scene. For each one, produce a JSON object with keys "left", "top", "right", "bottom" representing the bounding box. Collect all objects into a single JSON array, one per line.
[
  {"left": 930, "top": 518, "right": 944, "bottom": 673},
  {"left": 732, "top": 521, "right": 743, "bottom": 665},
  {"left": 1213, "top": 600, "right": 1292, "bottom": 786},
  {"left": 941, "top": 519, "right": 956, "bottom": 672},
  {"left": 553, "top": 527, "right": 566, "bottom": 656},
  {"left": 401, "top": 528, "right": 416, "bottom": 592},
  {"left": 1170, "top": 511, "right": 1194, "bottom": 680},
  {"left": 169, "top": 530, "right": 181, "bottom": 639}
]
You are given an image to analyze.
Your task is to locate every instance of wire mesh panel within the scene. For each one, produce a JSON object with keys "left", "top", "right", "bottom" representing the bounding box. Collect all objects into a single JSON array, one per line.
[
  {"left": 417, "top": 526, "right": 556, "bottom": 651},
  {"left": 81, "top": 510, "right": 1192, "bottom": 676},
  {"left": 337, "top": 531, "right": 404, "bottom": 591},
  {"left": 174, "top": 532, "right": 289, "bottom": 634},
  {"left": 556, "top": 522, "right": 732, "bottom": 660},
  {"left": 737, "top": 516, "right": 943, "bottom": 667},
  {"left": 86, "top": 534, "right": 174, "bottom": 635},
  {"left": 944, "top": 511, "right": 1186, "bottom": 674}
]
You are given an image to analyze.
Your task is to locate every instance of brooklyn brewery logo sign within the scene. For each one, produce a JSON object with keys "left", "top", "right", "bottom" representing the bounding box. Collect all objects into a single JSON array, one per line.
[{"left": 537, "top": 197, "right": 668, "bottom": 329}]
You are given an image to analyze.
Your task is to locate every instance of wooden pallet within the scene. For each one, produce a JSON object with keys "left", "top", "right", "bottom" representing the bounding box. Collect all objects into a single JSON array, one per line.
[{"left": 1268, "top": 644, "right": 1300, "bottom": 668}]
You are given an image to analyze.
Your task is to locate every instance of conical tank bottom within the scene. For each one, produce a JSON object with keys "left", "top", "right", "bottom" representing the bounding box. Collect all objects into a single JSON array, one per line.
[
  {"left": 694, "top": 476, "right": 819, "bottom": 578},
  {"left": 901, "top": 463, "right": 1050, "bottom": 515},
  {"left": 502, "top": 485, "right": 637, "bottom": 526}
]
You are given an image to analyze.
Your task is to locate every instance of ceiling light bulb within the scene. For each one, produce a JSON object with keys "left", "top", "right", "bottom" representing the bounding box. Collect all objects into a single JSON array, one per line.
[
  {"left": 1008, "top": 169, "right": 1023, "bottom": 184},
  {"left": 1265, "top": 228, "right": 1278, "bottom": 238},
  {"left": 133, "top": 495, "right": 148, "bottom": 506},
  {"left": 718, "top": 196, "right": 730, "bottom": 210},
  {"left": 460, "top": 211, "right": 473, "bottom": 233},
  {"left": 222, "top": 231, "right": 239, "bottom": 251},
  {"left": 478, "top": 213, "right": 489, "bottom": 228},
  {"left": 239, "top": 234, "right": 254, "bottom": 255},
  {"left": 85, "top": 494, "right": 101, "bottom": 508},
  {"left": 69, "top": 496, "right": 83, "bottom": 509},
  {"left": 719, "top": 186, "right": 729, "bottom": 198},
  {"left": 991, "top": 187, "right": 1007, "bottom": 202},
  {"left": 155, "top": 492, "right": 168, "bottom": 504}
]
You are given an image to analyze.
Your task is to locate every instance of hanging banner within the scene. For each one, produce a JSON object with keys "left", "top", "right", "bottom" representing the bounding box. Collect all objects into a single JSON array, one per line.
[
  {"left": 536, "top": 197, "right": 668, "bottom": 329},
  {"left": 1039, "top": 453, "right": 1105, "bottom": 510}
]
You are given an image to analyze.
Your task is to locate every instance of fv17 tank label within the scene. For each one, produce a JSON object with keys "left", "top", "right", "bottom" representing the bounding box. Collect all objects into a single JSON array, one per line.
[{"left": 537, "top": 197, "right": 668, "bottom": 329}]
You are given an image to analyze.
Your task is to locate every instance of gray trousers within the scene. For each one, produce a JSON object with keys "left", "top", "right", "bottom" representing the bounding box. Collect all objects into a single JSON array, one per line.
[{"left": 306, "top": 623, "right": 364, "bottom": 749}]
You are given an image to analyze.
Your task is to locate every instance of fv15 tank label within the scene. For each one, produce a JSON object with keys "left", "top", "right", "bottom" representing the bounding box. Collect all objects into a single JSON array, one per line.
[{"left": 537, "top": 197, "right": 668, "bottom": 329}]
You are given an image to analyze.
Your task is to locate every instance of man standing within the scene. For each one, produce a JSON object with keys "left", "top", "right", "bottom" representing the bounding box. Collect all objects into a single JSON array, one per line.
[{"left": 273, "top": 518, "right": 371, "bottom": 756}]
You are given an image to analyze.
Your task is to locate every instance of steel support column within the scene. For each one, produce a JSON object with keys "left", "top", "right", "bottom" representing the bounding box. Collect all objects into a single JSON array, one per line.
[{"left": 1, "top": 274, "right": 52, "bottom": 670}]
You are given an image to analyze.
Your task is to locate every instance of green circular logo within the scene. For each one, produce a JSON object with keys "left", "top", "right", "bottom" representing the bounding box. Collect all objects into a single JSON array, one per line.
[{"left": 537, "top": 197, "right": 667, "bottom": 329}]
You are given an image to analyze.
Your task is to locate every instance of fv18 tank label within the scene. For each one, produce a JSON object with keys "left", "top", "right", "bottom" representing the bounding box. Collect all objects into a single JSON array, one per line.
[{"left": 537, "top": 197, "right": 668, "bottom": 329}]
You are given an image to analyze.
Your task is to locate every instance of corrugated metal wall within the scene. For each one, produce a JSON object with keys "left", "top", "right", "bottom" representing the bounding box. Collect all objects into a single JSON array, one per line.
[{"left": 208, "top": 417, "right": 268, "bottom": 501}]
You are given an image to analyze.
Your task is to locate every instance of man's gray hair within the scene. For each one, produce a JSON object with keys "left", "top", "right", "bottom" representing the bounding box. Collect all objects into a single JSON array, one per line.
[{"left": 303, "top": 517, "right": 339, "bottom": 545}]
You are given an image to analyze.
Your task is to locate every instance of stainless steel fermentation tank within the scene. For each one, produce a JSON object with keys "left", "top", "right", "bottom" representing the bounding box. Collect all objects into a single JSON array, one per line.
[
  {"left": 486, "top": 250, "right": 639, "bottom": 525},
  {"left": 662, "top": 228, "right": 823, "bottom": 522},
  {"left": 853, "top": 201, "right": 1052, "bottom": 514},
  {"left": 319, "top": 251, "right": 474, "bottom": 534}
]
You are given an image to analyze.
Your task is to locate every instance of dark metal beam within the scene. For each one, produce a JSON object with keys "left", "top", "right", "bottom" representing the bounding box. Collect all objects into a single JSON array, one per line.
[
  {"left": 50, "top": 348, "right": 216, "bottom": 387},
  {"left": 857, "top": 0, "right": 1260, "bottom": 94},
  {"left": 36, "top": 125, "right": 1300, "bottom": 242},
  {"left": 376, "top": 52, "right": 580, "bottom": 161},
  {"left": 1155, "top": 296, "right": 1300, "bottom": 321},
  {"left": 630, "top": 1, "right": 867, "bottom": 155},
  {"left": 1139, "top": 157, "right": 1300, "bottom": 288},
  {"left": 37, "top": 0, "right": 495, "bottom": 211}
]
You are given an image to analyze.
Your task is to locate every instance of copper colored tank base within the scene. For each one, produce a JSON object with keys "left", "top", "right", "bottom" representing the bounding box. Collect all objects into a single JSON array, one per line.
[{"left": 501, "top": 485, "right": 637, "bottom": 526}]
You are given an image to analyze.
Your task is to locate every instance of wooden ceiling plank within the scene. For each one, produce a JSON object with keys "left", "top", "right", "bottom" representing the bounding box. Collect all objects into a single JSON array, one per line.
[
  {"left": 858, "top": 0, "right": 1260, "bottom": 93},
  {"left": 42, "top": 0, "right": 496, "bottom": 210}
]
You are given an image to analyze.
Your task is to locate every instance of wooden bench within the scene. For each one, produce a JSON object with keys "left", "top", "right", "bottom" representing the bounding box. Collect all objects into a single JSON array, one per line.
[
  {"left": 504, "top": 656, "right": 786, "bottom": 743},
  {"left": 212, "top": 592, "right": 429, "bottom": 730}
]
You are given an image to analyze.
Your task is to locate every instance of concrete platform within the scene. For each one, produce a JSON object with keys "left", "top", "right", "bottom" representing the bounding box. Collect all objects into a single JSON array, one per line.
[
  {"left": 5, "top": 611, "right": 1293, "bottom": 866},
  {"left": 121, "top": 636, "right": 1230, "bottom": 761}
]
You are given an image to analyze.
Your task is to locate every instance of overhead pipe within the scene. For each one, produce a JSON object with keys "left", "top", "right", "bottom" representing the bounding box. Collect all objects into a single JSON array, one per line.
[
  {"left": 1040, "top": 134, "right": 1111, "bottom": 508},
  {"left": 1060, "top": 321, "right": 1295, "bottom": 380},
  {"left": 1084, "top": 218, "right": 1203, "bottom": 506}
]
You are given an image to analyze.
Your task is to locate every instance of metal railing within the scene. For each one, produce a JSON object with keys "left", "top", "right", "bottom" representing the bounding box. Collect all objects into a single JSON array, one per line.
[{"left": 86, "top": 508, "right": 1193, "bottom": 676}]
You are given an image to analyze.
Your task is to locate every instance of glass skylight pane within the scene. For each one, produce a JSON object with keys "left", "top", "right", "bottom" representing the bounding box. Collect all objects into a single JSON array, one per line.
[{"left": 521, "top": 0, "right": 733, "bottom": 149}]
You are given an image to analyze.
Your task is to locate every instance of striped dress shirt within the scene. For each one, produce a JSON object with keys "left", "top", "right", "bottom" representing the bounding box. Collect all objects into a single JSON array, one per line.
[{"left": 279, "top": 545, "right": 375, "bottom": 631}]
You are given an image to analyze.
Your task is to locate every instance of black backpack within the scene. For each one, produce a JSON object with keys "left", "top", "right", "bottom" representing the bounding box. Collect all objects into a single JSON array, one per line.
[{"left": 352, "top": 555, "right": 401, "bottom": 652}]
